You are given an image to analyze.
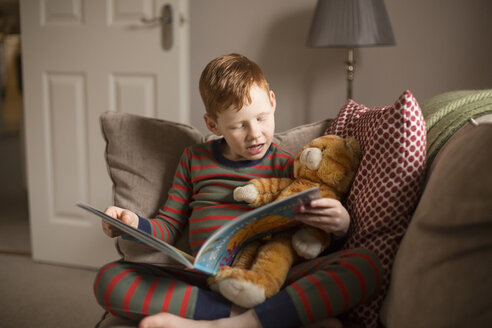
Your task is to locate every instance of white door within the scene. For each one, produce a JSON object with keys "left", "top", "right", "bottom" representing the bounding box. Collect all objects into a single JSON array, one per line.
[{"left": 20, "top": 0, "right": 189, "bottom": 268}]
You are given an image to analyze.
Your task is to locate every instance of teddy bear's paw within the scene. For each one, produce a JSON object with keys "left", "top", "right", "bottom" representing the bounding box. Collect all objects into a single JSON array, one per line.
[
  {"left": 217, "top": 278, "right": 266, "bottom": 308},
  {"left": 292, "top": 228, "right": 323, "bottom": 259},
  {"left": 233, "top": 184, "right": 259, "bottom": 204},
  {"left": 299, "top": 147, "right": 322, "bottom": 170}
]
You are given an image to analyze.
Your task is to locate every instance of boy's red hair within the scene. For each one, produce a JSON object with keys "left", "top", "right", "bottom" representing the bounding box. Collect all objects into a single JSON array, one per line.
[{"left": 199, "top": 54, "right": 270, "bottom": 119}]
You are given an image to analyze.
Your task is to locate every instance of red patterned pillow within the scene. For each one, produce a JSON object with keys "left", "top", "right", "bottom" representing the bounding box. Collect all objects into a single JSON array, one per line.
[{"left": 325, "top": 90, "right": 426, "bottom": 328}]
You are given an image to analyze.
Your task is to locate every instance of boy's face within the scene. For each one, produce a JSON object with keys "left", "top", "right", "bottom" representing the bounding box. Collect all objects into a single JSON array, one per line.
[{"left": 204, "top": 85, "right": 276, "bottom": 162}]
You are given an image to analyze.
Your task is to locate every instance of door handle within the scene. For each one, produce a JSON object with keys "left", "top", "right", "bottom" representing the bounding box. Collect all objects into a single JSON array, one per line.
[{"left": 141, "top": 4, "right": 173, "bottom": 51}]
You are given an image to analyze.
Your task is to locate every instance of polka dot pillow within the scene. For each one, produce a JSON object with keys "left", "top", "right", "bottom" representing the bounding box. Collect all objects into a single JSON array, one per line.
[{"left": 325, "top": 90, "right": 427, "bottom": 327}]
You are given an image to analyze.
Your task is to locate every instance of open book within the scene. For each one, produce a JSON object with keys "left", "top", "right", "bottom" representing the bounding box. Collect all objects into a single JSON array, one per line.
[{"left": 78, "top": 187, "right": 321, "bottom": 275}]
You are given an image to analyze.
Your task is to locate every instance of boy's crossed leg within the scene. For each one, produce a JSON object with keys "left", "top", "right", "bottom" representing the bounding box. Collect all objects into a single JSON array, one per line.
[{"left": 94, "top": 248, "right": 382, "bottom": 328}]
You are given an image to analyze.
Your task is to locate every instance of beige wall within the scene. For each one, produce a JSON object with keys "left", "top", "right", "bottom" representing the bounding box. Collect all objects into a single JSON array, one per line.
[{"left": 189, "top": 0, "right": 492, "bottom": 133}]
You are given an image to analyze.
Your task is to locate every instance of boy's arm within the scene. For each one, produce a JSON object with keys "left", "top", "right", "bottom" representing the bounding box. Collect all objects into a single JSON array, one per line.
[{"left": 137, "top": 149, "right": 193, "bottom": 244}]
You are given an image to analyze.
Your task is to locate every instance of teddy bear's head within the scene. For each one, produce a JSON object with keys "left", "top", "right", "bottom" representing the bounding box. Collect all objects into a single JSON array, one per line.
[{"left": 293, "top": 135, "right": 361, "bottom": 195}]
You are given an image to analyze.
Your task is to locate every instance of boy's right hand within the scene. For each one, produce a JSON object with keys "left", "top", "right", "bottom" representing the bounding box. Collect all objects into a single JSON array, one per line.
[{"left": 102, "top": 206, "right": 139, "bottom": 238}]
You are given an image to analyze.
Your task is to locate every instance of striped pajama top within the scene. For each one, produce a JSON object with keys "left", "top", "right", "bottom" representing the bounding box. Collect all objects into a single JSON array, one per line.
[{"left": 138, "top": 138, "right": 295, "bottom": 255}]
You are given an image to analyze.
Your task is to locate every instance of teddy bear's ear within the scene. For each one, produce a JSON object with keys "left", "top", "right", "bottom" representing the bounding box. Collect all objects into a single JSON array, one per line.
[{"left": 345, "top": 137, "right": 361, "bottom": 161}]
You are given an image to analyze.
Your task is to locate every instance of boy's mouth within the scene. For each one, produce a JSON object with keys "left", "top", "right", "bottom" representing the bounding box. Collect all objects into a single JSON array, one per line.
[{"left": 246, "top": 143, "right": 264, "bottom": 155}]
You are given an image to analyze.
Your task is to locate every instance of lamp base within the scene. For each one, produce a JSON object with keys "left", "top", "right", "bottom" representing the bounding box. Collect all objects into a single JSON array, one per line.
[{"left": 345, "top": 48, "right": 355, "bottom": 100}]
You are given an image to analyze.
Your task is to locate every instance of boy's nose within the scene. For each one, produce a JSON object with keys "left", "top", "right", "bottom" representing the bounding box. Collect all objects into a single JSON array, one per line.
[{"left": 247, "top": 122, "right": 261, "bottom": 139}]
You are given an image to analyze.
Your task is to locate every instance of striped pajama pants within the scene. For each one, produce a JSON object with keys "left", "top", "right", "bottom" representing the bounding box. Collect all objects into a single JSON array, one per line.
[{"left": 94, "top": 248, "right": 382, "bottom": 328}]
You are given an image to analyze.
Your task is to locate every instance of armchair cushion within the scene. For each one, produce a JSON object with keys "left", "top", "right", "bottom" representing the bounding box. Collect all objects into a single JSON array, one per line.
[{"left": 101, "top": 111, "right": 204, "bottom": 218}]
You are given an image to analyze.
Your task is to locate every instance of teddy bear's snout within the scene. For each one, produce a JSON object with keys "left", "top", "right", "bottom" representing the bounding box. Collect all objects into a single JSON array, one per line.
[{"left": 300, "top": 147, "right": 322, "bottom": 170}]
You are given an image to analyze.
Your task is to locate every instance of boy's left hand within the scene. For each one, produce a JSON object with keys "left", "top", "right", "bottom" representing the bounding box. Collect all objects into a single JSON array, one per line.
[{"left": 295, "top": 198, "right": 350, "bottom": 236}]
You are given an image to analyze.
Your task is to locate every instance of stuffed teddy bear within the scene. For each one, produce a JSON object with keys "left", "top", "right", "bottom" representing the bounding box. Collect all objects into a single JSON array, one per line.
[{"left": 210, "top": 135, "right": 361, "bottom": 308}]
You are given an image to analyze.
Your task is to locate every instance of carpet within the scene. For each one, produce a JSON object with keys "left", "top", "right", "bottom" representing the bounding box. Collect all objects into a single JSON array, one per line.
[{"left": 0, "top": 254, "right": 101, "bottom": 327}]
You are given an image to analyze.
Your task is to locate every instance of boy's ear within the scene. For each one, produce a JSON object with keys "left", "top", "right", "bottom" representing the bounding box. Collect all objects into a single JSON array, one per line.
[
  {"left": 204, "top": 114, "right": 222, "bottom": 136},
  {"left": 269, "top": 90, "right": 276, "bottom": 111}
]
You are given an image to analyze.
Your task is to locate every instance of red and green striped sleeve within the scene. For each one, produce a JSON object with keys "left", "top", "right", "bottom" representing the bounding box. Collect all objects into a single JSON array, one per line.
[{"left": 137, "top": 147, "right": 194, "bottom": 244}]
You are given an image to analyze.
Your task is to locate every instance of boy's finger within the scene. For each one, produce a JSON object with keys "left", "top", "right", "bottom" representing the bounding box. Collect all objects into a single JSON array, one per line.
[
  {"left": 298, "top": 207, "right": 333, "bottom": 217},
  {"left": 308, "top": 198, "right": 339, "bottom": 209},
  {"left": 104, "top": 206, "right": 121, "bottom": 218},
  {"left": 121, "top": 213, "right": 130, "bottom": 223},
  {"left": 121, "top": 211, "right": 136, "bottom": 225}
]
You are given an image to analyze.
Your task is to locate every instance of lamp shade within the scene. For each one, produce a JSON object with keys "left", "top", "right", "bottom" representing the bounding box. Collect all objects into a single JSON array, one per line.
[{"left": 307, "top": 0, "right": 395, "bottom": 48}]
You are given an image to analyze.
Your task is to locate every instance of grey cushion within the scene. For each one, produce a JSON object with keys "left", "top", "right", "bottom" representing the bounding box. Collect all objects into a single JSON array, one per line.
[{"left": 101, "top": 111, "right": 204, "bottom": 218}]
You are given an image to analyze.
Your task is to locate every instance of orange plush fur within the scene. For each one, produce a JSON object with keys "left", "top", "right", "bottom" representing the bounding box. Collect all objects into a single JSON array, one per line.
[{"left": 210, "top": 135, "right": 361, "bottom": 308}]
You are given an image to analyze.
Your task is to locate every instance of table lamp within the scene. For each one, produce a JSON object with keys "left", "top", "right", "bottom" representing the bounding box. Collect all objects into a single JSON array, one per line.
[{"left": 307, "top": 0, "right": 395, "bottom": 100}]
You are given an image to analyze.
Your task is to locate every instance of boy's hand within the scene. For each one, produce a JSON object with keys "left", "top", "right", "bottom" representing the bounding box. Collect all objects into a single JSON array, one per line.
[
  {"left": 295, "top": 198, "right": 350, "bottom": 236},
  {"left": 102, "top": 206, "right": 139, "bottom": 238}
]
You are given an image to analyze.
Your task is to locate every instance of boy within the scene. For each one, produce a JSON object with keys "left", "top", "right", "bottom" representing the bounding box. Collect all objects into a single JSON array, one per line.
[{"left": 97, "top": 54, "right": 382, "bottom": 328}]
